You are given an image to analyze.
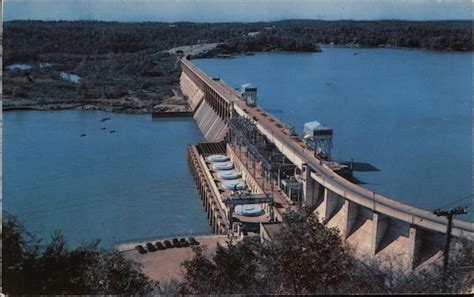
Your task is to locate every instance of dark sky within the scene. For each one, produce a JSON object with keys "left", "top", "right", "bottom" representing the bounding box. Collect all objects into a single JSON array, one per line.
[{"left": 3, "top": 0, "right": 472, "bottom": 22}]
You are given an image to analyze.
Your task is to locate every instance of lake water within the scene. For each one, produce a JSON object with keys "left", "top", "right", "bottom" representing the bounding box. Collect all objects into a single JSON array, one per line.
[
  {"left": 195, "top": 47, "right": 472, "bottom": 221},
  {"left": 4, "top": 48, "right": 472, "bottom": 247},
  {"left": 3, "top": 111, "right": 212, "bottom": 247}
]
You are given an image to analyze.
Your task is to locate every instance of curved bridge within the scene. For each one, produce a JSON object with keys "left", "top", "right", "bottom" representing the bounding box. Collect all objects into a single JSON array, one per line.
[{"left": 180, "top": 57, "right": 473, "bottom": 270}]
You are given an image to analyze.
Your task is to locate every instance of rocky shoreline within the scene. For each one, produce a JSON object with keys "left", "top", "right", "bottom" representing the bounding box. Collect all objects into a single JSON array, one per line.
[
  {"left": 3, "top": 101, "right": 151, "bottom": 114},
  {"left": 3, "top": 88, "right": 190, "bottom": 114}
]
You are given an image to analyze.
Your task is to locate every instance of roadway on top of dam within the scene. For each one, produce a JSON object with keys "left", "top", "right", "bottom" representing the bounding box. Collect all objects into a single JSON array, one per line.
[{"left": 181, "top": 58, "right": 473, "bottom": 239}]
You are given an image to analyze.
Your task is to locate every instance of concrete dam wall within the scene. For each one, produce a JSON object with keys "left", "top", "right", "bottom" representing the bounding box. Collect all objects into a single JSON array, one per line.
[
  {"left": 180, "top": 68, "right": 229, "bottom": 142},
  {"left": 180, "top": 57, "right": 473, "bottom": 271},
  {"left": 193, "top": 101, "right": 228, "bottom": 142},
  {"left": 180, "top": 71, "right": 204, "bottom": 110}
]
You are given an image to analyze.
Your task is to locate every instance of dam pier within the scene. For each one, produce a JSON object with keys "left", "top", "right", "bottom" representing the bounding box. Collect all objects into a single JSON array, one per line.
[{"left": 179, "top": 57, "right": 473, "bottom": 270}]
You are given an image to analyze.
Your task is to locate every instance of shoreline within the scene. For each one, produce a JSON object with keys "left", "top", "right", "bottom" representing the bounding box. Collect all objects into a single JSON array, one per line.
[
  {"left": 120, "top": 234, "right": 229, "bottom": 283},
  {"left": 318, "top": 43, "right": 474, "bottom": 54},
  {"left": 190, "top": 42, "right": 470, "bottom": 61},
  {"left": 2, "top": 104, "right": 190, "bottom": 115},
  {"left": 4, "top": 44, "right": 470, "bottom": 115},
  {"left": 115, "top": 233, "right": 223, "bottom": 252},
  {"left": 3, "top": 91, "right": 191, "bottom": 114},
  {"left": 6, "top": 44, "right": 468, "bottom": 115},
  {"left": 3, "top": 102, "right": 153, "bottom": 114}
]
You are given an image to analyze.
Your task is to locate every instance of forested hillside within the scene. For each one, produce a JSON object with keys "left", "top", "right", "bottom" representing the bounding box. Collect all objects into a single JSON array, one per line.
[
  {"left": 3, "top": 20, "right": 471, "bottom": 113},
  {"left": 4, "top": 20, "right": 471, "bottom": 63}
]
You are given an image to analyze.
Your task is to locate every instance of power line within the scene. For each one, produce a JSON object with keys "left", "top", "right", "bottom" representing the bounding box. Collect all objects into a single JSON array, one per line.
[
  {"left": 457, "top": 202, "right": 472, "bottom": 209},
  {"left": 437, "top": 193, "right": 473, "bottom": 210}
]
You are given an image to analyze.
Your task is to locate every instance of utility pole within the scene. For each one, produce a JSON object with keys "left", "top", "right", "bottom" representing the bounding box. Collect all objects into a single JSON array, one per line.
[{"left": 433, "top": 206, "right": 468, "bottom": 293}]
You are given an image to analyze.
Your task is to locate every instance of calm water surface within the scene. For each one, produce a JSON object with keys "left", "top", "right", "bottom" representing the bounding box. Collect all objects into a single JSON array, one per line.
[
  {"left": 4, "top": 48, "right": 472, "bottom": 246},
  {"left": 195, "top": 47, "right": 472, "bottom": 220},
  {"left": 4, "top": 111, "right": 211, "bottom": 247}
]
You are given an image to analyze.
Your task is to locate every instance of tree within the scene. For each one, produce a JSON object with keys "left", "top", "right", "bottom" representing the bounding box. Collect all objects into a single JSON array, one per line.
[
  {"left": 179, "top": 208, "right": 351, "bottom": 295},
  {"left": 177, "top": 208, "right": 473, "bottom": 294},
  {"left": 178, "top": 246, "right": 216, "bottom": 294},
  {"left": 179, "top": 240, "right": 261, "bottom": 294},
  {"left": 3, "top": 214, "right": 41, "bottom": 294},
  {"left": 260, "top": 208, "right": 351, "bottom": 294},
  {"left": 12, "top": 86, "right": 29, "bottom": 98},
  {"left": 2, "top": 215, "right": 156, "bottom": 295}
]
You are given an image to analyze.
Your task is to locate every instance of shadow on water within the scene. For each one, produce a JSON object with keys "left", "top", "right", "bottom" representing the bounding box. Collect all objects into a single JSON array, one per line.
[
  {"left": 335, "top": 160, "right": 381, "bottom": 185},
  {"left": 347, "top": 174, "right": 381, "bottom": 186},
  {"left": 340, "top": 161, "right": 380, "bottom": 172}
]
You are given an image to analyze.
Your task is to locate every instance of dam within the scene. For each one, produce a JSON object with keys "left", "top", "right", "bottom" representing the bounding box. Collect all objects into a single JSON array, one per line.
[{"left": 180, "top": 57, "right": 473, "bottom": 270}]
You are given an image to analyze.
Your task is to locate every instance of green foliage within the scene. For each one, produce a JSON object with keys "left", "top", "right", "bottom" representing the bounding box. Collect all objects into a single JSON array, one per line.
[
  {"left": 2, "top": 215, "right": 156, "bottom": 295},
  {"left": 178, "top": 208, "right": 473, "bottom": 294},
  {"left": 3, "top": 20, "right": 471, "bottom": 106},
  {"left": 3, "top": 20, "right": 471, "bottom": 64},
  {"left": 179, "top": 246, "right": 216, "bottom": 294},
  {"left": 260, "top": 208, "right": 351, "bottom": 294},
  {"left": 12, "top": 86, "right": 29, "bottom": 98},
  {"left": 344, "top": 242, "right": 474, "bottom": 295},
  {"left": 179, "top": 208, "right": 351, "bottom": 294},
  {"left": 179, "top": 240, "right": 261, "bottom": 294}
]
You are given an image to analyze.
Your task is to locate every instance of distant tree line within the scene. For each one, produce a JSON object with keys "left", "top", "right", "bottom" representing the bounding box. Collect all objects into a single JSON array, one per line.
[
  {"left": 192, "top": 34, "right": 322, "bottom": 59},
  {"left": 4, "top": 20, "right": 472, "bottom": 64}
]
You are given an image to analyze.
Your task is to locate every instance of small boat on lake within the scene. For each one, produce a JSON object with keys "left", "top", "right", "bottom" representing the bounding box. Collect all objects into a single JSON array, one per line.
[{"left": 80, "top": 134, "right": 87, "bottom": 137}]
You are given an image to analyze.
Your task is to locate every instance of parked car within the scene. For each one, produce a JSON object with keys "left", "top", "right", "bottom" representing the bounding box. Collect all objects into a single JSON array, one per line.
[
  {"left": 179, "top": 238, "right": 190, "bottom": 247},
  {"left": 155, "top": 241, "right": 166, "bottom": 250},
  {"left": 146, "top": 242, "right": 157, "bottom": 252},
  {"left": 172, "top": 238, "right": 181, "bottom": 248},
  {"left": 188, "top": 237, "right": 200, "bottom": 246},
  {"left": 135, "top": 245, "right": 147, "bottom": 254},
  {"left": 164, "top": 240, "right": 173, "bottom": 248}
]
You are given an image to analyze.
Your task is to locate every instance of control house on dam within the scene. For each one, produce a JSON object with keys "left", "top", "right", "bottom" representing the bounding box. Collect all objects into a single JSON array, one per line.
[{"left": 180, "top": 57, "right": 473, "bottom": 271}]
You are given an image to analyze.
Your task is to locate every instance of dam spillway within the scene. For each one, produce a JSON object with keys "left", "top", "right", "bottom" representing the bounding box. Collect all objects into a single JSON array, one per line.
[
  {"left": 179, "top": 57, "right": 473, "bottom": 271},
  {"left": 193, "top": 101, "right": 228, "bottom": 142},
  {"left": 181, "top": 65, "right": 229, "bottom": 142}
]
